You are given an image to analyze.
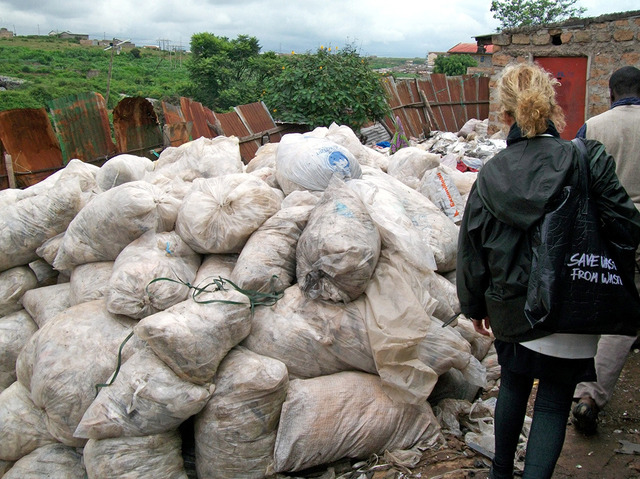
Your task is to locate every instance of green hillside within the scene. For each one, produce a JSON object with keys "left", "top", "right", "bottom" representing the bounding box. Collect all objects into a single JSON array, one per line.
[
  {"left": 0, "top": 35, "right": 191, "bottom": 111},
  {"left": 0, "top": 35, "right": 422, "bottom": 113}
]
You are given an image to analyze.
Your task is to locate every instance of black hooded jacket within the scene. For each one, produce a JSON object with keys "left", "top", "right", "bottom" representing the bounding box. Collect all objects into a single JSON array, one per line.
[{"left": 456, "top": 122, "right": 640, "bottom": 342}]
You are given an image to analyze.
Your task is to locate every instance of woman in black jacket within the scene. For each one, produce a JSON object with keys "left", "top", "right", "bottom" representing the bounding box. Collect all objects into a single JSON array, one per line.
[{"left": 457, "top": 62, "right": 640, "bottom": 479}]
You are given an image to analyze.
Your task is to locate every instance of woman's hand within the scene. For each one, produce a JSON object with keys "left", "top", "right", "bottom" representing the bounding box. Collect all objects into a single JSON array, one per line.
[{"left": 472, "top": 317, "right": 492, "bottom": 337}]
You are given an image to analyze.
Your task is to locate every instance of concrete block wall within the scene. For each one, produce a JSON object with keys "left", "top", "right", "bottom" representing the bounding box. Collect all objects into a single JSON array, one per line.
[{"left": 484, "top": 11, "right": 640, "bottom": 135}]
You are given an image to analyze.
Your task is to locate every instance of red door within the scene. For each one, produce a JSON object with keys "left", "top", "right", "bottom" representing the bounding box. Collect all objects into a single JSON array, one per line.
[{"left": 534, "top": 57, "right": 588, "bottom": 140}]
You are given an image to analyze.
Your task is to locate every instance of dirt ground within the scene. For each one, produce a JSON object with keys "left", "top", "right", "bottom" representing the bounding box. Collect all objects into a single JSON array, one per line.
[{"left": 404, "top": 345, "right": 640, "bottom": 479}]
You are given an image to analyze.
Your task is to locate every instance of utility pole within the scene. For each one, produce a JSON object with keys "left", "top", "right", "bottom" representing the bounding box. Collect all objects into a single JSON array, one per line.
[{"left": 105, "top": 38, "right": 115, "bottom": 108}]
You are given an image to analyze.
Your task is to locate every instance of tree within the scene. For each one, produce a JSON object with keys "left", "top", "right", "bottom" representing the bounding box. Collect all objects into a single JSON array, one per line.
[
  {"left": 433, "top": 54, "right": 478, "bottom": 76},
  {"left": 185, "top": 33, "right": 265, "bottom": 111},
  {"left": 261, "top": 45, "right": 390, "bottom": 131},
  {"left": 490, "top": 0, "right": 586, "bottom": 30}
]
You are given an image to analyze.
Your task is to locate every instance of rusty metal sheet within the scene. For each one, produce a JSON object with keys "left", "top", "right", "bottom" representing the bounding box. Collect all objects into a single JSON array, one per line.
[
  {"left": 0, "top": 142, "right": 6, "bottom": 189},
  {"left": 416, "top": 78, "right": 445, "bottom": 132},
  {"left": 112, "top": 97, "right": 163, "bottom": 158},
  {"left": 446, "top": 76, "right": 466, "bottom": 131},
  {"left": 163, "top": 122, "right": 192, "bottom": 148},
  {"left": 216, "top": 110, "right": 251, "bottom": 138},
  {"left": 215, "top": 110, "right": 255, "bottom": 163},
  {"left": 478, "top": 76, "right": 490, "bottom": 120},
  {"left": 236, "top": 102, "right": 277, "bottom": 134},
  {"left": 162, "top": 100, "right": 186, "bottom": 125},
  {"left": 0, "top": 108, "right": 64, "bottom": 188},
  {"left": 48, "top": 92, "right": 116, "bottom": 164},
  {"left": 430, "top": 74, "right": 457, "bottom": 132},
  {"left": 462, "top": 75, "right": 480, "bottom": 120},
  {"left": 180, "top": 97, "right": 217, "bottom": 140},
  {"left": 235, "top": 102, "right": 280, "bottom": 161},
  {"left": 382, "top": 76, "right": 402, "bottom": 110}
]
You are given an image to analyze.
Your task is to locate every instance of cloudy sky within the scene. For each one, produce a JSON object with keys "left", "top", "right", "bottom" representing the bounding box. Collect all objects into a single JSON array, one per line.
[{"left": 1, "top": 0, "right": 638, "bottom": 57}]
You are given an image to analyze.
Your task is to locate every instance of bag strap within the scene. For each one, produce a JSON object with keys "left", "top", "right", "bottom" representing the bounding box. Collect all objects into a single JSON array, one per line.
[{"left": 571, "top": 138, "right": 590, "bottom": 194}]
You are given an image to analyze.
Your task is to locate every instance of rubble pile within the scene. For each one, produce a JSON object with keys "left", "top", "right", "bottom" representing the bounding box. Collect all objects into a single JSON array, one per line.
[{"left": 0, "top": 120, "right": 506, "bottom": 478}]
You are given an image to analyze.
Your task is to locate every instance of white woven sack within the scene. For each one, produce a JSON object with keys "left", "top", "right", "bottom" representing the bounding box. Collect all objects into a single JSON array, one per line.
[
  {"left": 0, "top": 381, "right": 56, "bottom": 462},
  {"left": 106, "top": 231, "right": 201, "bottom": 319},
  {"left": 273, "top": 371, "right": 442, "bottom": 473},
  {"left": 0, "top": 266, "right": 38, "bottom": 317},
  {"left": 242, "top": 285, "right": 376, "bottom": 378},
  {"left": 19, "top": 300, "right": 138, "bottom": 447},
  {"left": 195, "top": 347, "right": 288, "bottom": 479},
  {"left": 153, "top": 136, "right": 244, "bottom": 182},
  {"left": 134, "top": 289, "right": 252, "bottom": 385},
  {"left": 175, "top": 174, "right": 282, "bottom": 254},
  {"left": 20, "top": 283, "right": 71, "bottom": 328},
  {"left": 418, "top": 165, "right": 466, "bottom": 224},
  {"left": 386, "top": 146, "right": 441, "bottom": 190},
  {"left": 83, "top": 431, "right": 188, "bottom": 479},
  {"left": 53, "top": 180, "right": 180, "bottom": 271},
  {"left": 0, "top": 310, "right": 37, "bottom": 391},
  {"left": 275, "top": 133, "right": 362, "bottom": 195},
  {"left": 69, "top": 261, "right": 114, "bottom": 306},
  {"left": 74, "top": 345, "right": 212, "bottom": 439},
  {"left": 231, "top": 204, "right": 314, "bottom": 294},
  {"left": 96, "top": 154, "right": 155, "bottom": 191},
  {"left": 296, "top": 178, "right": 380, "bottom": 302},
  {"left": 2, "top": 443, "right": 84, "bottom": 479}
]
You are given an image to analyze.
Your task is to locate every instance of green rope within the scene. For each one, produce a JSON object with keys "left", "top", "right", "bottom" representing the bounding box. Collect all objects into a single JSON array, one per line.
[
  {"left": 95, "top": 331, "right": 134, "bottom": 396},
  {"left": 146, "top": 274, "right": 284, "bottom": 316}
]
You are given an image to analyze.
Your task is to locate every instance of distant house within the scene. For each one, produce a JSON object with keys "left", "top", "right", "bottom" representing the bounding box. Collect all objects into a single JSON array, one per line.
[
  {"left": 427, "top": 41, "right": 494, "bottom": 73},
  {"left": 447, "top": 42, "right": 494, "bottom": 67},
  {"left": 48, "top": 30, "right": 89, "bottom": 41},
  {"left": 0, "top": 27, "right": 13, "bottom": 38}
]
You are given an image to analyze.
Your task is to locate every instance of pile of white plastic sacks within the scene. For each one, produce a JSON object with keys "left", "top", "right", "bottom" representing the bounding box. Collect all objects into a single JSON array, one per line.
[{"left": 0, "top": 120, "right": 503, "bottom": 479}]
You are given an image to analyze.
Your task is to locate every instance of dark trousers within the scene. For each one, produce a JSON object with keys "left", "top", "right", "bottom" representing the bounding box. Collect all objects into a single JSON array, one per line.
[{"left": 491, "top": 366, "right": 575, "bottom": 479}]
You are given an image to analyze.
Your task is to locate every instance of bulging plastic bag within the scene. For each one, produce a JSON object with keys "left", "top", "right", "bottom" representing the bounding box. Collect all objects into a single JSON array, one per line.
[
  {"left": 134, "top": 289, "right": 252, "bottom": 385},
  {"left": 273, "top": 371, "right": 443, "bottom": 473},
  {"left": 152, "top": 136, "right": 244, "bottom": 182},
  {"left": 175, "top": 174, "right": 282, "bottom": 254},
  {"left": 0, "top": 266, "right": 37, "bottom": 317},
  {"left": 0, "top": 311, "right": 38, "bottom": 391},
  {"left": 296, "top": 178, "right": 380, "bottom": 302},
  {"left": 195, "top": 347, "right": 288, "bottom": 479},
  {"left": 0, "top": 381, "right": 56, "bottom": 462},
  {"left": 418, "top": 165, "right": 466, "bottom": 224},
  {"left": 2, "top": 443, "right": 85, "bottom": 479},
  {"left": 83, "top": 430, "right": 188, "bottom": 479},
  {"left": 74, "top": 345, "right": 212, "bottom": 439},
  {"left": 242, "top": 285, "right": 376, "bottom": 378},
  {"left": 96, "top": 154, "right": 155, "bottom": 191},
  {"left": 19, "top": 300, "right": 138, "bottom": 447},
  {"left": 275, "top": 133, "right": 362, "bottom": 195},
  {"left": 106, "top": 231, "right": 201, "bottom": 319},
  {"left": 231, "top": 204, "right": 314, "bottom": 294},
  {"left": 53, "top": 181, "right": 180, "bottom": 271}
]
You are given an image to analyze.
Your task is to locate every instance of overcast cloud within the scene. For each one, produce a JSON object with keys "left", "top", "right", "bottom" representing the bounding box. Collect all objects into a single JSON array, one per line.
[{"left": 1, "top": 0, "right": 638, "bottom": 57}]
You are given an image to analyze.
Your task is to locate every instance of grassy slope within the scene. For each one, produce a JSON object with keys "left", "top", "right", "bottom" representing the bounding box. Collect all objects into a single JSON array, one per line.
[
  {"left": 0, "top": 36, "right": 421, "bottom": 112},
  {"left": 0, "top": 36, "right": 190, "bottom": 111}
]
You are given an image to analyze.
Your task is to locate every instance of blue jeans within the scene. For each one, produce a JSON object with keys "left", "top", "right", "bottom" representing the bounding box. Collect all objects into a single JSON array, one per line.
[{"left": 491, "top": 366, "right": 575, "bottom": 479}]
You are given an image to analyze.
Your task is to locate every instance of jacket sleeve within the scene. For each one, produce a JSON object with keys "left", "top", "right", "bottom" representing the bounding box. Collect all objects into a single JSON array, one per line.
[
  {"left": 456, "top": 183, "right": 490, "bottom": 320},
  {"left": 586, "top": 139, "right": 640, "bottom": 249}
]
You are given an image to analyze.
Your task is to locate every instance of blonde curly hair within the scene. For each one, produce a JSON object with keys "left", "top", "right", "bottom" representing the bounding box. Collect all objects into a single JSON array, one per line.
[{"left": 498, "top": 62, "right": 566, "bottom": 138}]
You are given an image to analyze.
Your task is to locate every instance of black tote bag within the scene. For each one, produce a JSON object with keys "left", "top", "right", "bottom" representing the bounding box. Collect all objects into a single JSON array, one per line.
[{"left": 524, "top": 138, "right": 640, "bottom": 335}]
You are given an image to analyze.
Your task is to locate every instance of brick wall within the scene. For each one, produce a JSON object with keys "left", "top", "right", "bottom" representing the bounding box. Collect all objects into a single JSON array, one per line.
[{"left": 484, "top": 10, "right": 640, "bottom": 135}]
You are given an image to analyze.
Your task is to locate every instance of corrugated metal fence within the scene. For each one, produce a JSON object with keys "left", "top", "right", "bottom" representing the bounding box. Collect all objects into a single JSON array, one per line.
[
  {"left": 0, "top": 73, "right": 489, "bottom": 190},
  {"left": 379, "top": 74, "right": 490, "bottom": 139}
]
